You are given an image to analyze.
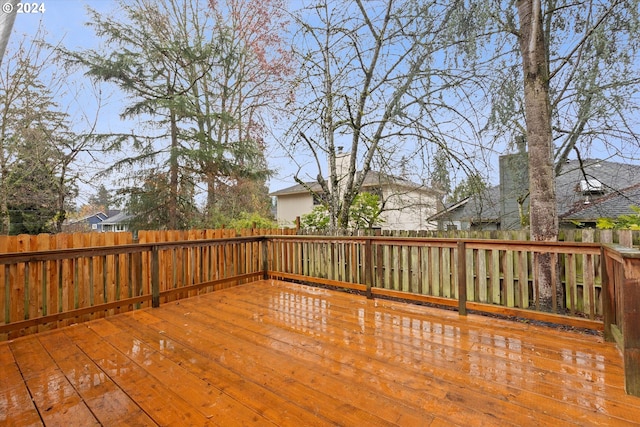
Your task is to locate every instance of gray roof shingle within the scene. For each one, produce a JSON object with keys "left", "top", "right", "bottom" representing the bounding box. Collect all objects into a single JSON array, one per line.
[{"left": 431, "top": 159, "right": 640, "bottom": 225}]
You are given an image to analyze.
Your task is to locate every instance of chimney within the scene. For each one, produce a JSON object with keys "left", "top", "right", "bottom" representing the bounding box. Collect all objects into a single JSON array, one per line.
[
  {"left": 336, "top": 149, "right": 350, "bottom": 183},
  {"left": 499, "top": 149, "right": 529, "bottom": 230},
  {"left": 327, "top": 147, "right": 352, "bottom": 198}
]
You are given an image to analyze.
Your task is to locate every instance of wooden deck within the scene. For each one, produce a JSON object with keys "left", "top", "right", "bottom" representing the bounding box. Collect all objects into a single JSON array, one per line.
[{"left": 2, "top": 280, "right": 639, "bottom": 426}]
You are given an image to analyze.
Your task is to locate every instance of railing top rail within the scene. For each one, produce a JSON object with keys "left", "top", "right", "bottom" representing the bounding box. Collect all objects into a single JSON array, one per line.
[
  {"left": 0, "top": 233, "right": 613, "bottom": 264},
  {"left": 602, "top": 243, "right": 640, "bottom": 262},
  {"left": 151, "top": 235, "right": 264, "bottom": 250},
  {"left": 464, "top": 239, "right": 602, "bottom": 254},
  {"left": 0, "top": 243, "right": 152, "bottom": 264},
  {"left": 0, "top": 235, "right": 266, "bottom": 264},
  {"left": 266, "top": 234, "right": 603, "bottom": 253}
]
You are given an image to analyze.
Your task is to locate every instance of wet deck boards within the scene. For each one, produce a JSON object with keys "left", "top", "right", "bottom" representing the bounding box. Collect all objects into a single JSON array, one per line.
[{"left": 1, "top": 279, "right": 639, "bottom": 426}]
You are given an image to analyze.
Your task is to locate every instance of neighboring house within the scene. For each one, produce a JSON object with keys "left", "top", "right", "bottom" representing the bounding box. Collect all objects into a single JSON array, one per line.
[
  {"left": 62, "top": 210, "right": 132, "bottom": 233},
  {"left": 63, "top": 212, "right": 109, "bottom": 233},
  {"left": 98, "top": 211, "right": 133, "bottom": 232},
  {"left": 430, "top": 154, "right": 640, "bottom": 230},
  {"left": 270, "top": 152, "right": 444, "bottom": 230},
  {"left": 560, "top": 183, "right": 640, "bottom": 225}
]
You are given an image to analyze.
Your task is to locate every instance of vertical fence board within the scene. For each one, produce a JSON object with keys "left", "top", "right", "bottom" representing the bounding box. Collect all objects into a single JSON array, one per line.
[
  {"left": 35, "top": 235, "right": 50, "bottom": 332},
  {"left": 582, "top": 230, "right": 596, "bottom": 318},
  {"left": 12, "top": 236, "right": 26, "bottom": 329},
  {"left": 476, "top": 249, "right": 487, "bottom": 303},
  {"left": 504, "top": 250, "right": 514, "bottom": 307},
  {"left": 54, "top": 234, "right": 71, "bottom": 327},
  {"left": 518, "top": 251, "right": 529, "bottom": 309},
  {"left": 467, "top": 247, "right": 475, "bottom": 302},
  {"left": 103, "top": 233, "right": 116, "bottom": 315},
  {"left": 383, "top": 244, "right": 390, "bottom": 290},
  {"left": 401, "top": 245, "right": 408, "bottom": 292},
  {"left": 409, "top": 246, "right": 418, "bottom": 294},
  {"left": 375, "top": 242, "right": 383, "bottom": 289},
  {"left": 115, "top": 233, "right": 130, "bottom": 303},
  {"left": 416, "top": 246, "right": 424, "bottom": 295},
  {"left": 490, "top": 249, "right": 500, "bottom": 304},
  {"left": 442, "top": 248, "right": 451, "bottom": 298},
  {"left": 23, "top": 237, "right": 37, "bottom": 336},
  {"left": 87, "top": 234, "right": 99, "bottom": 310},
  {"left": 569, "top": 253, "right": 578, "bottom": 314},
  {"left": 431, "top": 247, "right": 440, "bottom": 297}
]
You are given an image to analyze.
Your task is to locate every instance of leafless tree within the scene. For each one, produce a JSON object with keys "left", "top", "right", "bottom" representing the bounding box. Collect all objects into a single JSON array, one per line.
[{"left": 285, "top": 0, "right": 488, "bottom": 230}]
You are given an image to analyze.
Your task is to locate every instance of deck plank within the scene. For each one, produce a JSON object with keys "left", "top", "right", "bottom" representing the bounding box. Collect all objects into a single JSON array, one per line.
[
  {"left": 35, "top": 330, "right": 157, "bottom": 426},
  {"left": 155, "top": 290, "right": 521, "bottom": 426},
  {"left": 84, "top": 321, "right": 278, "bottom": 426},
  {"left": 61, "top": 324, "right": 230, "bottom": 426},
  {"left": 8, "top": 337, "right": 99, "bottom": 427},
  {"left": 167, "top": 284, "right": 604, "bottom": 426},
  {"left": 142, "top": 307, "right": 411, "bottom": 426},
  {"left": 2, "top": 279, "right": 640, "bottom": 426},
  {"left": 0, "top": 346, "right": 43, "bottom": 427},
  {"left": 205, "top": 281, "right": 640, "bottom": 425},
  {"left": 105, "top": 312, "right": 340, "bottom": 427}
]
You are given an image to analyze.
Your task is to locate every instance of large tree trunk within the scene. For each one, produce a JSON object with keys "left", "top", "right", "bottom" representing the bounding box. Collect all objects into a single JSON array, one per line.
[
  {"left": 517, "top": 0, "right": 560, "bottom": 311},
  {"left": 169, "top": 107, "right": 179, "bottom": 230}
]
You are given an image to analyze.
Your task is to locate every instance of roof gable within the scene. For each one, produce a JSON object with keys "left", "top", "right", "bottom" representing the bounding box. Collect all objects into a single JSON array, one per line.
[{"left": 270, "top": 170, "right": 440, "bottom": 197}]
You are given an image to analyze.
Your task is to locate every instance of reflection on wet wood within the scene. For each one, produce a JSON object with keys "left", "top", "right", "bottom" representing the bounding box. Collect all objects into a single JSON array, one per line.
[{"left": 1, "top": 279, "right": 639, "bottom": 426}]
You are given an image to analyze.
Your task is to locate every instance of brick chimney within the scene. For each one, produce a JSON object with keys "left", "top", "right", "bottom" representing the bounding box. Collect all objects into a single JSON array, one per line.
[{"left": 335, "top": 147, "right": 351, "bottom": 185}]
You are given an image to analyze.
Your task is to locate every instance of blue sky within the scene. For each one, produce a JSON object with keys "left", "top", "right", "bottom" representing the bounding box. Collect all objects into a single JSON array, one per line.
[
  {"left": 12, "top": 1, "right": 111, "bottom": 49},
  {"left": 8, "top": 0, "right": 298, "bottom": 206},
  {"left": 7, "top": 0, "right": 640, "bottom": 209}
]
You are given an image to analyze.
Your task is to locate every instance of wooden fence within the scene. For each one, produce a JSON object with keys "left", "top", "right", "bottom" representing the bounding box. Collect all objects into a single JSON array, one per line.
[
  {"left": 0, "top": 229, "right": 610, "bottom": 340},
  {"left": 1, "top": 228, "right": 638, "bottom": 395},
  {"left": 0, "top": 228, "right": 294, "bottom": 340},
  {"left": 266, "top": 235, "right": 604, "bottom": 330},
  {"left": 301, "top": 228, "right": 639, "bottom": 246}
]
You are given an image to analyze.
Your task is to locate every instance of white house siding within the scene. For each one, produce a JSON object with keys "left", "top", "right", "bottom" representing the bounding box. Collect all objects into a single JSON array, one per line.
[
  {"left": 276, "top": 193, "right": 315, "bottom": 227},
  {"left": 380, "top": 188, "right": 439, "bottom": 231},
  {"left": 274, "top": 188, "right": 440, "bottom": 230}
]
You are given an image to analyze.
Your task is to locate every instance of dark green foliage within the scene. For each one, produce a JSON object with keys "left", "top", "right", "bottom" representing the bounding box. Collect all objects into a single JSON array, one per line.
[
  {"left": 6, "top": 157, "right": 58, "bottom": 234},
  {"left": 450, "top": 173, "right": 488, "bottom": 204},
  {"left": 59, "top": 0, "right": 284, "bottom": 230}
]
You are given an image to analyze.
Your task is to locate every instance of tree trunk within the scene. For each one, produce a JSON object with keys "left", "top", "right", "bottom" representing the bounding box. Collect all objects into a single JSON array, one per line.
[
  {"left": 169, "top": 106, "right": 179, "bottom": 230},
  {"left": 517, "top": 0, "right": 560, "bottom": 311}
]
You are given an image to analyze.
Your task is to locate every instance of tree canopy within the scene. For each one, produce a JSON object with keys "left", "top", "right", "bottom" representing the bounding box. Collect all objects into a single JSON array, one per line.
[{"left": 0, "top": 0, "right": 638, "bottom": 239}]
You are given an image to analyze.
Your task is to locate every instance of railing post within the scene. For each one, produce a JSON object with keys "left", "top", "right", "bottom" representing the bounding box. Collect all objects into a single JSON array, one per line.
[
  {"left": 365, "top": 238, "right": 373, "bottom": 299},
  {"left": 457, "top": 240, "right": 467, "bottom": 316},
  {"left": 151, "top": 245, "right": 160, "bottom": 308},
  {"left": 621, "top": 253, "right": 640, "bottom": 396},
  {"left": 262, "top": 237, "right": 269, "bottom": 280},
  {"left": 601, "top": 246, "right": 614, "bottom": 342}
]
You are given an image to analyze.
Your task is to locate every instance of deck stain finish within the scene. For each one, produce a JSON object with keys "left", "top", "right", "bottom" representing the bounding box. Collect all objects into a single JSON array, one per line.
[{"left": 1, "top": 279, "right": 639, "bottom": 426}]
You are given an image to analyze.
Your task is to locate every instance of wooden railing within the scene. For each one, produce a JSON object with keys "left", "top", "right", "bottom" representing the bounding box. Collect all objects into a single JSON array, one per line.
[
  {"left": 0, "top": 236, "right": 266, "bottom": 339},
  {"left": 267, "top": 234, "right": 640, "bottom": 396},
  {"left": 1, "top": 231, "right": 639, "bottom": 396},
  {"left": 602, "top": 245, "right": 640, "bottom": 396},
  {"left": 266, "top": 235, "right": 604, "bottom": 330}
]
